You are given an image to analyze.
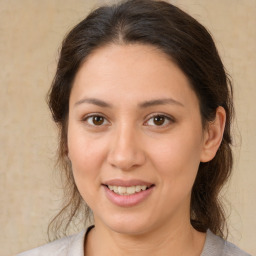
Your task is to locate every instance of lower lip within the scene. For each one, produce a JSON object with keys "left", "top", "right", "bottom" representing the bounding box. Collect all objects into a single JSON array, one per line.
[{"left": 103, "top": 185, "right": 154, "bottom": 207}]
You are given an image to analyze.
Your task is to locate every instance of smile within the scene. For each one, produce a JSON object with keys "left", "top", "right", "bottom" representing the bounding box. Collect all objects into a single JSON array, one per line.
[
  {"left": 103, "top": 180, "right": 155, "bottom": 207},
  {"left": 107, "top": 185, "right": 149, "bottom": 195}
]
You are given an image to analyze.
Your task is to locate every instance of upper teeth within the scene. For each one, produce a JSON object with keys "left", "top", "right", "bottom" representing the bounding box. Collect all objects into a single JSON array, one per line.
[{"left": 107, "top": 185, "right": 148, "bottom": 195}]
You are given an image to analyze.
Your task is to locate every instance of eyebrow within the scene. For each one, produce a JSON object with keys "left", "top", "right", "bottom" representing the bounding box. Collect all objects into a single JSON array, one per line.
[
  {"left": 138, "top": 98, "right": 184, "bottom": 108},
  {"left": 75, "top": 98, "right": 113, "bottom": 108},
  {"left": 74, "top": 97, "right": 184, "bottom": 108}
]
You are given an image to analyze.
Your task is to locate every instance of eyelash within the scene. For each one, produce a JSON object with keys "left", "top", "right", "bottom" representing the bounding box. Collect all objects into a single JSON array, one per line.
[
  {"left": 83, "top": 114, "right": 110, "bottom": 127},
  {"left": 82, "top": 113, "right": 175, "bottom": 128},
  {"left": 144, "top": 114, "right": 174, "bottom": 127}
]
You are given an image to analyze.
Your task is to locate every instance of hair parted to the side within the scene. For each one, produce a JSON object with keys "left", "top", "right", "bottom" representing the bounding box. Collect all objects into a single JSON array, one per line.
[{"left": 47, "top": 0, "right": 233, "bottom": 240}]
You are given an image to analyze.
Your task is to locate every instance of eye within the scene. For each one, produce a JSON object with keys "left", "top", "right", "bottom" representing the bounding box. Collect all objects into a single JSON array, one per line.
[
  {"left": 145, "top": 114, "right": 174, "bottom": 127},
  {"left": 84, "top": 115, "right": 109, "bottom": 126}
]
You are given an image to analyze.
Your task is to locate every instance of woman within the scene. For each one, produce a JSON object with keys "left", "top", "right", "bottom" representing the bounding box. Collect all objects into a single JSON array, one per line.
[{"left": 18, "top": 0, "right": 251, "bottom": 255}]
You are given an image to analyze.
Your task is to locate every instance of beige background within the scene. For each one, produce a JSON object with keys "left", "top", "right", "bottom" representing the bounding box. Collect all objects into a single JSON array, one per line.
[{"left": 0, "top": 0, "right": 255, "bottom": 255}]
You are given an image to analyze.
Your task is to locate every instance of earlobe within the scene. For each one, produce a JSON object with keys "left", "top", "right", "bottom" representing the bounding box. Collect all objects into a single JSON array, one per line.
[{"left": 200, "top": 106, "right": 226, "bottom": 163}]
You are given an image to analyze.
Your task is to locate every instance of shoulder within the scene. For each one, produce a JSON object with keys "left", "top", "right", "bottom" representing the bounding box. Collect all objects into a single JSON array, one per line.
[
  {"left": 16, "top": 230, "right": 86, "bottom": 256},
  {"left": 223, "top": 240, "right": 252, "bottom": 256},
  {"left": 201, "top": 229, "right": 252, "bottom": 256}
]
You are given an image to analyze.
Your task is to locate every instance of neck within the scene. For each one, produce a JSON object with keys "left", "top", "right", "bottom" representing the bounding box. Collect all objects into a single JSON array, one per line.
[{"left": 85, "top": 219, "right": 206, "bottom": 256}]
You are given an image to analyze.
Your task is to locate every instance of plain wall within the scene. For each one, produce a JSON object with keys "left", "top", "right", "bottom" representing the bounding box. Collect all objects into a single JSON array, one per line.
[{"left": 0, "top": 0, "right": 255, "bottom": 255}]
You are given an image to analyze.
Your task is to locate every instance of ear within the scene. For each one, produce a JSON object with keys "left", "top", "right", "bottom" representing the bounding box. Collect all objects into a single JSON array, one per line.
[{"left": 200, "top": 106, "right": 226, "bottom": 163}]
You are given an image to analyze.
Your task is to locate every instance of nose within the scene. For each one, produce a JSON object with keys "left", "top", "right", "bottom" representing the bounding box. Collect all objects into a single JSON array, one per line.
[{"left": 107, "top": 124, "right": 146, "bottom": 171}]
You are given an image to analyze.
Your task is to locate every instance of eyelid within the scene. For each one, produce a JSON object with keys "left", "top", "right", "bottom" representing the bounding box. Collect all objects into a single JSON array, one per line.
[
  {"left": 144, "top": 113, "right": 175, "bottom": 127},
  {"left": 82, "top": 113, "right": 111, "bottom": 126},
  {"left": 81, "top": 112, "right": 175, "bottom": 128}
]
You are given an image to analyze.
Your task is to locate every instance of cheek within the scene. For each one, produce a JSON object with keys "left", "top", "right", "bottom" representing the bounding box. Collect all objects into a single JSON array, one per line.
[
  {"left": 68, "top": 122, "right": 106, "bottom": 166},
  {"left": 147, "top": 134, "right": 202, "bottom": 214},
  {"left": 67, "top": 127, "right": 107, "bottom": 195},
  {"left": 147, "top": 129, "right": 203, "bottom": 185}
]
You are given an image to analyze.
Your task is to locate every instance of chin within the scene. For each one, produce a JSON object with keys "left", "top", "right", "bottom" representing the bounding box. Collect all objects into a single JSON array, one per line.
[{"left": 98, "top": 211, "right": 154, "bottom": 235}]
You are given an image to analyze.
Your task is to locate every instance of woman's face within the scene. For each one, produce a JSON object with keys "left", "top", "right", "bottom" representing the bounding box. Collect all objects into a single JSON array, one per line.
[{"left": 68, "top": 44, "right": 209, "bottom": 235}]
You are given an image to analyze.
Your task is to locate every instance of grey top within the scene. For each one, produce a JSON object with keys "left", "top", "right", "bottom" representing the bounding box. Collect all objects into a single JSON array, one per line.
[
  {"left": 17, "top": 228, "right": 251, "bottom": 256},
  {"left": 201, "top": 230, "right": 251, "bottom": 256}
]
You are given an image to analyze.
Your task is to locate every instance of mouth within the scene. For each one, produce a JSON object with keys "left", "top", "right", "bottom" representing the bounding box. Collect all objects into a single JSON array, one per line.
[
  {"left": 102, "top": 179, "right": 155, "bottom": 206},
  {"left": 103, "top": 182, "right": 155, "bottom": 207},
  {"left": 104, "top": 184, "right": 154, "bottom": 196}
]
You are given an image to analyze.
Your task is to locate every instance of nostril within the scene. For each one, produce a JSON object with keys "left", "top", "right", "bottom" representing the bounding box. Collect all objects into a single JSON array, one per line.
[{"left": 107, "top": 149, "right": 146, "bottom": 171}]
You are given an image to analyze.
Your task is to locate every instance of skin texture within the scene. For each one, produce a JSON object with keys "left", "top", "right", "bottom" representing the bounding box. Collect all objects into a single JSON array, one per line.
[{"left": 67, "top": 44, "right": 226, "bottom": 256}]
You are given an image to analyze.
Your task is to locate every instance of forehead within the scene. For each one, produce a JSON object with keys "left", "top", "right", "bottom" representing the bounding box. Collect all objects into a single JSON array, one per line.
[{"left": 70, "top": 43, "right": 199, "bottom": 109}]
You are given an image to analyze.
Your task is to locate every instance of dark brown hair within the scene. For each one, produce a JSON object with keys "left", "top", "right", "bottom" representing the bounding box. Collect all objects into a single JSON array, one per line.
[{"left": 48, "top": 0, "right": 233, "bottom": 239}]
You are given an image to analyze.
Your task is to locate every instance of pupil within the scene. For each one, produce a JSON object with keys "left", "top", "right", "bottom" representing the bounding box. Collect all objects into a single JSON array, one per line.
[
  {"left": 154, "top": 116, "right": 164, "bottom": 125},
  {"left": 93, "top": 116, "right": 104, "bottom": 125}
]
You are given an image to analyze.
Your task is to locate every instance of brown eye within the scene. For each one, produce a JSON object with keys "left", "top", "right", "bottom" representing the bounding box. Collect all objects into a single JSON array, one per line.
[
  {"left": 92, "top": 116, "right": 104, "bottom": 125},
  {"left": 153, "top": 116, "right": 165, "bottom": 126},
  {"left": 145, "top": 114, "right": 173, "bottom": 127},
  {"left": 86, "top": 115, "right": 108, "bottom": 126}
]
